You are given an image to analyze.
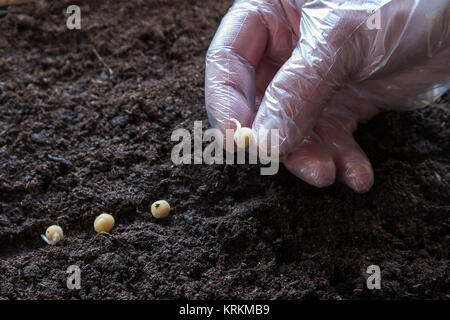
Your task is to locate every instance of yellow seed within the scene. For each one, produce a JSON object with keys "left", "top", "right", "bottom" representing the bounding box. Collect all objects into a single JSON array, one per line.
[
  {"left": 44, "top": 225, "right": 63, "bottom": 245},
  {"left": 151, "top": 200, "right": 171, "bottom": 219},
  {"left": 94, "top": 213, "right": 115, "bottom": 233},
  {"left": 234, "top": 127, "right": 253, "bottom": 149},
  {"left": 230, "top": 118, "right": 254, "bottom": 149}
]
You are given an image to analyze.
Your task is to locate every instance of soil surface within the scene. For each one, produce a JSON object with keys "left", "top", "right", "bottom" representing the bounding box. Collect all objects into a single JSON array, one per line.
[{"left": 0, "top": 0, "right": 448, "bottom": 300}]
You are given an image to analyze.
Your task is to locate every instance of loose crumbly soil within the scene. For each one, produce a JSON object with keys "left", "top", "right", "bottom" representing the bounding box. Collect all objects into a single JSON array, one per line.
[{"left": 0, "top": 0, "right": 448, "bottom": 299}]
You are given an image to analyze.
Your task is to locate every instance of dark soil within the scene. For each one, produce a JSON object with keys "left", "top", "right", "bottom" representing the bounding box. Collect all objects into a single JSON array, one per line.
[{"left": 0, "top": 0, "right": 448, "bottom": 300}]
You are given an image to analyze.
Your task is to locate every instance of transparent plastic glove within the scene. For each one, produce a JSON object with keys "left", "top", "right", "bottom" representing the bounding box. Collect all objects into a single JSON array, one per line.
[{"left": 205, "top": 0, "right": 450, "bottom": 192}]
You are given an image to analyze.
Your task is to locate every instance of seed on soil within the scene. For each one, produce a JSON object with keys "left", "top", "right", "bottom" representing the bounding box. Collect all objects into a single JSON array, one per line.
[
  {"left": 151, "top": 200, "right": 171, "bottom": 219},
  {"left": 230, "top": 118, "right": 253, "bottom": 149},
  {"left": 235, "top": 127, "right": 253, "bottom": 148},
  {"left": 94, "top": 213, "right": 115, "bottom": 233},
  {"left": 41, "top": 225, "right": 63, "bottom": 245}
]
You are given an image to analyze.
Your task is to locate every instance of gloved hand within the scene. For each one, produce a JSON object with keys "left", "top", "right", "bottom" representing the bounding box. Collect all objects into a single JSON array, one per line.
[{"left": 205, "top": 0, "right": 450, "bottom": 192}]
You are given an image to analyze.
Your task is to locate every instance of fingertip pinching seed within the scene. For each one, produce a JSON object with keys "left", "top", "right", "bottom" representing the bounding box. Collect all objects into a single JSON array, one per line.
[
  {"left": 94, "top": 213, "right": 115, "bottom": 233},
  {"left": 230, "top": 118, "right": 254, "bottom": 149},
  {"left": 151, "top": 200, "right": 171, "bottom": 219},
  {"left": 41, "top": 225, "right": 63, "bottom": 245}
]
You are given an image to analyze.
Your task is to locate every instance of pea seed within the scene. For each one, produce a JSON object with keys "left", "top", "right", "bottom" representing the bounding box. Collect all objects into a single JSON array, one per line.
[
  {"left": 151, "top": 200, "right": 171, "bottom": 219},
  {"left": 94, "top": 213, "right": 115, "bottom": 233},
  {"left": 41, "top": 225, "right": 63, "bottom": 245},
  {"left": 230, "top": 118, "right": 254, "bottom": 149}
]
